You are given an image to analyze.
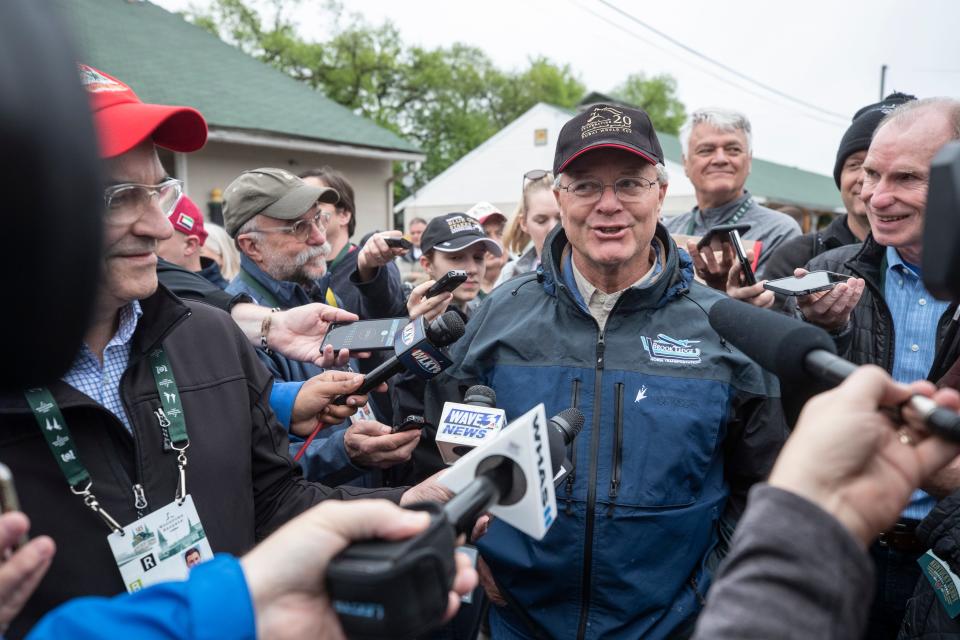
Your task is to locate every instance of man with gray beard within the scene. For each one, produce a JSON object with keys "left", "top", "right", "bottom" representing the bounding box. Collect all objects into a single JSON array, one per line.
[
  {"left": 223, "top": 168, "right": 420, "bottom": 485},
  {"left": 224, "top": 168, "right": 340, "bottom": 309}
]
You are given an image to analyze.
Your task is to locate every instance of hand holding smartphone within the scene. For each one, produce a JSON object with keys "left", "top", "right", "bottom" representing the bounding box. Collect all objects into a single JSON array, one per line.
[
  {"left": 695, "top": 223, "right": 756, "bottom": 287},
  {"left": 763, "top": 271, "right": 851, "bottom": 296},
  {"left": 319, "top": 317, "right": 407, "bottom": 352},
  {"left": 426, "top": 270, "right": 468, "bottom": 298}
]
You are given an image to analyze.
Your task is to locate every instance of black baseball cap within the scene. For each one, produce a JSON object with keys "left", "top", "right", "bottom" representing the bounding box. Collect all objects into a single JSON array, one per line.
[
  {"left": 420, "top": 213, "right": 503, "bottom": 256},
  {"left": 554, "top": 103, "right": 664, "bottom": 175}
]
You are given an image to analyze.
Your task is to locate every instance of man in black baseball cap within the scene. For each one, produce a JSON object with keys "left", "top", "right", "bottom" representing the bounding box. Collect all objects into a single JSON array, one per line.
[
  {"left": 439, "top": 102, "right": 786, "bottom": 639},
  {"left": 419, "top": 212, "right": 503, "bottom": 256}
]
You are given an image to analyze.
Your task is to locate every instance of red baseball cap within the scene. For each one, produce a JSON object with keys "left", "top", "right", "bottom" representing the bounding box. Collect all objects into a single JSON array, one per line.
[
  {"left": 168, "top": 195, "right": 208, "bottom": 245},
  {"left": 79, "top": 64, "right": 207, "bottom": 159}
]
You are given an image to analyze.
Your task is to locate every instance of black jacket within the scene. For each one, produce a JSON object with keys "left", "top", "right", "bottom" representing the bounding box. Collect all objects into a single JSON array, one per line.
[
  {"left": 758, "top": 213, "right": 860, "bottom": 281},
  {"left": 804, "top": 235, "right": 960, "bottom": 382},
  {"left": 156, "top": 257, "right": 248, "bottom": 313},
  {"left": 328, "top": 234, "right": 407, "bottom": 320},
  {"left": 899, "top": 491, "right": 960, "bottom": 639},
  {"left": 0, "top": 286, "right": 403, "bottom": 638}
]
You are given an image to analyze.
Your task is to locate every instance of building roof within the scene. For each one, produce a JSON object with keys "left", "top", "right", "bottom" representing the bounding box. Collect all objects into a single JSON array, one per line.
[
  {"left": 658, "top": 133, "right": 842, "bottom": 211},
  {"left": 59, "top": 0, "right": 421, "bottom": 156}
]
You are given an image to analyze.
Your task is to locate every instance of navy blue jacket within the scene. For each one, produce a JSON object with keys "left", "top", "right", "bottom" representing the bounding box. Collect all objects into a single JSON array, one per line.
[{"left": 445, "top": 224, "right": 788, "bottom": 639}]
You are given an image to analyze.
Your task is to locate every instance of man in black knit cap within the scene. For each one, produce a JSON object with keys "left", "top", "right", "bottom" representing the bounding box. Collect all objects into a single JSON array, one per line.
[{"left": 759, "top": 92, "right": 917, "bottom": 281}]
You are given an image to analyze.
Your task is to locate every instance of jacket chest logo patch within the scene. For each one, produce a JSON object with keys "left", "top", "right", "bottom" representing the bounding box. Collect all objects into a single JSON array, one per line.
[{"left": 640, "top": 334, "right": 702, "bottom": 364}]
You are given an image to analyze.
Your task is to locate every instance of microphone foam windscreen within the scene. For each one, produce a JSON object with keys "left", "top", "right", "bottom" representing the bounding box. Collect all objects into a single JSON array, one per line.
[
  {"left": 464, "top": 385, "right": 496, "bottom": 407},
  {"left": 708, "top": 298, "right": 837, "bottom": 385},
  {"left": 428, "top": 311, "right": 466, "bottom": 347}
]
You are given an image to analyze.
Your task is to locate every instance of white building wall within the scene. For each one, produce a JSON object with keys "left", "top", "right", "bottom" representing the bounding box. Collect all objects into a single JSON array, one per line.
[
  {"left": 397, "top": 103, "right": 698, "bottom": 228},
  {"left": 170, "top": 140, "right": 395, "bottom": 240}
]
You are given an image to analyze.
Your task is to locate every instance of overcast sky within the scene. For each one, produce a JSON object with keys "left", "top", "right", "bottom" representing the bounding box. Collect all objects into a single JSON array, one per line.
[{"left": 153, "top": 0, "right": 960, "bottom": 176}]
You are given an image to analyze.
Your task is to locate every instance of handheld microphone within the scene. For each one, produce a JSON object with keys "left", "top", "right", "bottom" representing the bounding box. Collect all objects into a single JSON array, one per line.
[
  {"left": 436, "top": 385, "right": 506, "bottom": 464},
  {"left": 326, "top": 405, "right": 584, "bottom": 640},
  {"left": 708, "top": 297, "right": 960, "bottom": 441},
  {"left": 333, "top": 311, "right": 465, "bottom": 404},
  {"left": 548, "top": 408, "right": 585, "bottom": 487}
]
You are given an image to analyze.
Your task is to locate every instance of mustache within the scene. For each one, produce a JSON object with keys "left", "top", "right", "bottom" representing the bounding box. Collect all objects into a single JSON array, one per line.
[
  {"left": 106, "top": 241, "right": 157, "bottom": 258},
  {"left": 293, "top": 243, "right": 330, "bottom": 267}
]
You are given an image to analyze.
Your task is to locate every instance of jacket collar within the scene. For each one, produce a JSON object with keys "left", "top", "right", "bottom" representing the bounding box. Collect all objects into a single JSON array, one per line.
[
  {"left": 541, "top": 223, "right": 693, "bottom": 312},
  {"left": 131, "top": 284, "right": 193, "bottom": 359},
  {"left": 239, "top": 253, "right": 326, "bottom": 308},
  {"left": 820, "top": 213, "right": 859, "bottom": 251},
  {"left": 843, "top": 233, "right": 887, "bottom": 285}
]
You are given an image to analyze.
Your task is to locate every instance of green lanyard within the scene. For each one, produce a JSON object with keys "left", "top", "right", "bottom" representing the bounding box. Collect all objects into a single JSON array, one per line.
[
  {"left": 686, "top": 197, "right": 754, "bottom": 235},
  {"left": 328, "top": 242, "right": 356, "bottom": 271},
  {"left": 23, "top": 346, "right": 190, "bottom": 535}
]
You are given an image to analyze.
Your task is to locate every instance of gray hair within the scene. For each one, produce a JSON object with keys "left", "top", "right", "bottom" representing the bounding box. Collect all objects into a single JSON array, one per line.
[
  {"left": 679, "top": 108, "right": 753, "bottom": 155},
  {"left": 234, "top": 216, "right": 261, "bottom": 253},
  {"left": 876, "top": 97, "right": 960, "bottom": 141}
]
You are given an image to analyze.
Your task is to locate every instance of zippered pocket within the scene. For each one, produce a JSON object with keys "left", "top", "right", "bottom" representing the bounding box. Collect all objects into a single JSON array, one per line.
[
  {"left": 564, "top": 377, "right": 581, "bottom": 514},
  {"left": 607, "top": 382, "right": 624, "bottom": 516}
]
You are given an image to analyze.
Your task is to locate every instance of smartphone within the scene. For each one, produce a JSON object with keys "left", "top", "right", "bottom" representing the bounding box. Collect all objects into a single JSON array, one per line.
[
  {"left": 695, "top": 223, "right": 753, "bottom": 251},
  {"left": 0, "top": 463, "right": 28, "bottom": 549},
  {"left": 319, "top": 317, "right": 407, "bottom": 352},
  {"left": 763, "top": 271, "right": 850, "bottom": 297},
  {"left": 426, "top": 270, "right": 468, "bottom": 298},
  {"left": 728, "top": 228, "right": 757, "bottom": 286},
  {"left": 384, "top": 237, "right": 414, "bottom": 251},
  {"left": 393, "top": 415, "right": 427, "bottom": 433}
]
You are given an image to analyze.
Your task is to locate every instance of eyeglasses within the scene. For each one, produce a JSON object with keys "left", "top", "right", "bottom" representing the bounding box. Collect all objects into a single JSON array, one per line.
[
  {"left": 523, "top": 169, "right": 551, "bottom": 191},
  {"left": 555, "top": 176, "right": 658, "bottom": 203},
  {"left": 103, "top": 178, "right": 184, "bottom": 222},
  {"left": 250, "top": 209, "right": 332, "bottom": 242}
]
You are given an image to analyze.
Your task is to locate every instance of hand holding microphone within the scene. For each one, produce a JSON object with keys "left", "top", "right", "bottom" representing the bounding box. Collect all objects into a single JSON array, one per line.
[
  {"left": 708, "top": 297, "right": 960, "bottom": 442},
  {"left": 326, "top": 405, "right": 584, "bottom": 639}
]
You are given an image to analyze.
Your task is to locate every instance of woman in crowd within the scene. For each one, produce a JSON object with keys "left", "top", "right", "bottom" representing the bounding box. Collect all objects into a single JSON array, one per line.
[
  {"left": 496, "top": 170, "right": 561, "bottom": 285},
  {"left": 200, "top": 222, "right": 241, "bottom": 281}
]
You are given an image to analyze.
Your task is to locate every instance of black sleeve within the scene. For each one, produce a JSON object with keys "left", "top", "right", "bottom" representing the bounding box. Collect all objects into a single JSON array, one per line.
[
  {"left": 756, "top": 232, "right": 815, "bottom": 282},
  {"left": 350, "top": 260, "right": 408, "bottom": 319},
  {"left": 722, "top": 391, "right": 789, "bottom": 521},
  {"left": 157, "top": 259, "right": 249, "bottom": 312}
]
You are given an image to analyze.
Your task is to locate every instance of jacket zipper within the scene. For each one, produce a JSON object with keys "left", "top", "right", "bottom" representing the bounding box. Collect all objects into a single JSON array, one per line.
[
  {"left": 607, "top": 383, "right": 624, "bottom": 517},
  {"left": 577, "top": 331, "right": 605, "bottom": 640},
  {"left": 564, "top": 378, "right": 581, "bottom": 515},
  {"left": 132, "top": 483, "right": 148, "bottom": 519}
]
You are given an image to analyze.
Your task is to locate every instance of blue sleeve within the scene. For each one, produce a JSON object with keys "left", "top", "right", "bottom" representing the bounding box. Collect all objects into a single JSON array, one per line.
[
  {"left": 270, "top": 381, "right": 305, "bottom": 430},
  {"left": 27, "top": 555, "right": 255, "bottom": 640},
  {"left": 290, "top": 421, "right": 365, "bottom": 485}
]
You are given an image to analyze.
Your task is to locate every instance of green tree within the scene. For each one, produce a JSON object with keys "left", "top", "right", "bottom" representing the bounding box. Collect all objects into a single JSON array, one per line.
[
  {"left": 611, "top": 72, "right": 686, "bottom": 134},
  {"left": 184, "top": 1, "right": 642, "bottom": 198}
]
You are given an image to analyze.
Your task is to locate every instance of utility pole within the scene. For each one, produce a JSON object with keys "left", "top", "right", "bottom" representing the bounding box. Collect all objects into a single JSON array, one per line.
[{"left": 880, "top": 64, "right": 888, "bottom": 99}]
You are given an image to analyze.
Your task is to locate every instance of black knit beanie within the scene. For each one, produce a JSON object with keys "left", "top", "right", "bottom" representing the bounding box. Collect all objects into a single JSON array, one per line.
[{"left": 833, "top": 92, "right": 917, "bottom": 188}]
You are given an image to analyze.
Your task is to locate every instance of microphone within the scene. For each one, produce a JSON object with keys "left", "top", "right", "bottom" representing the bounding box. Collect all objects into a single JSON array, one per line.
[
  {"left": 326, "top": 405, "right": 584, "bottom": 640},
  {"left": 436, "top": 385, "right": 506, "bottom": 464},
  {"left": 708, "top": 297, "right": 960, "bottom": 441},
  {"left": 548, "top": 408, "right": 585, "bottom": 487},
  {"left": 333, "top": 311, "right": 465, "bottom": 404}
]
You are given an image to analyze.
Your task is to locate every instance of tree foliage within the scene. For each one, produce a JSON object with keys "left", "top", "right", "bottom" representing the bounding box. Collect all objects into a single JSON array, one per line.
[
  {"left": 183, "top": 1, "right": 684, "bottom": 196},
  {"left": 612, "top": 72, "right": 687, "bottom": 135}
]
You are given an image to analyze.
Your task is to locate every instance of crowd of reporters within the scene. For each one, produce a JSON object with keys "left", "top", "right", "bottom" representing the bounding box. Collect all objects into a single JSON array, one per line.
[{"left": 3, "top": 26, "right": 960, "bottom": 640}]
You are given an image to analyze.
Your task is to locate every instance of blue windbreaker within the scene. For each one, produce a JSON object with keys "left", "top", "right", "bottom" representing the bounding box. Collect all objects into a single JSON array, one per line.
[{"left": 444, "top": 224, "right": 787, "bottom": 639}]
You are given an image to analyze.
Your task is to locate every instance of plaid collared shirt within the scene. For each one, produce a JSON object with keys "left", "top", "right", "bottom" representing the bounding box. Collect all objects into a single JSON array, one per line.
[{"left": 62, "top": 301, "right": 143, "bottom": 433}]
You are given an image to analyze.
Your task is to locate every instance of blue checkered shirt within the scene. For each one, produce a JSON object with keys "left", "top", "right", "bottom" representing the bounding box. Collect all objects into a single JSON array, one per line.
[
  {"left": 885, "top": 246, "right": 951, "bottom": 520},
  {"left": 62, "top": 301, "right": 143, "bottom": 433}
]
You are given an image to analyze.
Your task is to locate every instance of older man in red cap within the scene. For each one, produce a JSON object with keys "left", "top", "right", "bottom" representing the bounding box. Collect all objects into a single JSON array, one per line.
[
  {"left": 0, "top": 65, "right": 443, "bottom": 638},
  {"left": 155, "top": 194, "right": 232, "bottom": 289}
]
